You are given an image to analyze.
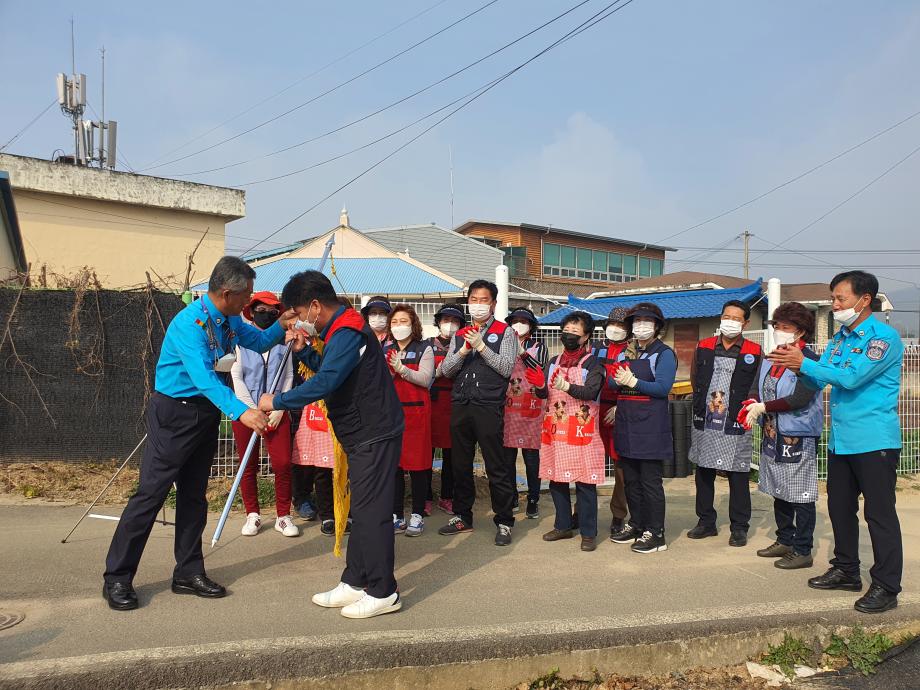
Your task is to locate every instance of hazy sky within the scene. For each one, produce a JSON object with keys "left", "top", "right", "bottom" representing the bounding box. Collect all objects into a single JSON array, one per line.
[{"left": 1, "top": 1, "right": 919, "bottom": 313}]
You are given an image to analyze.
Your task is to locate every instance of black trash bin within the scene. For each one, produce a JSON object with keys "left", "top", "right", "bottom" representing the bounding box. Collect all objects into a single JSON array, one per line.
[{"left": 670, "top": 399, "right": 693, "bottom": 478}]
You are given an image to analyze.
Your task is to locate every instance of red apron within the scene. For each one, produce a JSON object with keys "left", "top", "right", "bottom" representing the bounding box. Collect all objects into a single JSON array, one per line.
[
  {"left": 539, "top": 354, "right": 605, "bottom": 485},
  {"left": 292, "top": 402, "right": 335, "bottom": 468},
  {"left": 385, "top": 340, "right": 433, "bottom": 471},
  {"left": 503, "top": 342, "right": 545, "bottom": 449},
  {"left": 428, "top": 336, "right": 454, "bottom": 449},
  {"left": 595, "top": 340, "right": 629, "bottom": 459}
]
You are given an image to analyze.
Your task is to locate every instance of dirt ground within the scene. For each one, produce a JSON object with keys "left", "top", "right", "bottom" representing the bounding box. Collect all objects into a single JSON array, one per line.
[
  {"left": 0, "top": 461, "right": 495, "bottom": 507},
  {"left": 513, "top": 664, "right": 770, "bottom": 690}
]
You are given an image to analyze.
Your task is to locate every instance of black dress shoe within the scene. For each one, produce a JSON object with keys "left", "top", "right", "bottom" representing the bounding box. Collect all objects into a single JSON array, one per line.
[
  {"left": 172, "top": 574, "right": 227, "bottom": 598},
  {"left": 728, "top": 530, "right": 748, "bottom": 547},
  {"left": 807, "top": 567, "right": 863, "bottom": 592},
  {"left": 686, "top": 523, "right": 718, "bottom": 539},
  {"left": 855, "top": 584, "right": 898, "bottom": 614},
  {"left": 103, "top": 582, "right": 138, "bottom": 611}
]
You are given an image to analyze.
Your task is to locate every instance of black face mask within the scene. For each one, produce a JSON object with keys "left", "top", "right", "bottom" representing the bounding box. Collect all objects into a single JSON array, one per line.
[
  {"left": 252, "top": 311, "right": 279, "bottom": 330},
  {"left": 560, "top": 332, "right": 583, "bottom": 351}
]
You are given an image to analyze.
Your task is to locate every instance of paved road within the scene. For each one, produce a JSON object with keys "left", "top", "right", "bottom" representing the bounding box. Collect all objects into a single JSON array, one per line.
[{"left": 2, "top": 477, "right": 919, "bottom": 671}]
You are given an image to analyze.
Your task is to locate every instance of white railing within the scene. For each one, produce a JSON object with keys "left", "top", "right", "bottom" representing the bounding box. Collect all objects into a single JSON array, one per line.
[{"left": 210, "top": 337, "right": 920, "bottom": 483}]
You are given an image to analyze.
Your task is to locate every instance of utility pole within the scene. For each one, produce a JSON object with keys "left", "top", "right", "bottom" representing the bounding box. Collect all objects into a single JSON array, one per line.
[{"left": 742, "top": 230, "right": 751, "bottom": 280}]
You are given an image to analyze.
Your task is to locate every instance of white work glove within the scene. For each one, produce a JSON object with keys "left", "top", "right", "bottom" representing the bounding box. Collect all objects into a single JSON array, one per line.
[
  {"left": 388, "top": 351, "right": 409, "bottom": 377},
  {"left": 267, "top": 410, "right": 284, "bottom": 430},
  {"left": 551, "top": 371, "right": 571, "bottom": 393},
  {"left": 464, "top": 328, "right": 486, "bottom": 352},
  {"left": 603, "top": 406, "right": 617, "bottom": 426},
  {"left": 614, "top": 367, "right": 638, "bottom": 389},
  {"left": 743, "top": 401, "right": 766, "bottom": 429}
]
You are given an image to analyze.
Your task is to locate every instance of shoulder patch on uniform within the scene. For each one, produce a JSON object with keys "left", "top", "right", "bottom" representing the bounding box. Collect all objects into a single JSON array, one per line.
[
  {"left": 194, "top": 318, "right": 207, "bottom": 330},
  {"left": 743, "top": 354, "right": 755, "bottom": 365},
  {"left": 866, "top": 339, "right": 890, "bottom": 361},
  {"left": 487, "top": 333, "right": 499, "bottom": 343}
]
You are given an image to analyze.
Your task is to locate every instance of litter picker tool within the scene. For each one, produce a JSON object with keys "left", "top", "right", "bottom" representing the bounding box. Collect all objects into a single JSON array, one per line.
[{"left": 210, "top": 235, "right": 335, "bottom": 547}]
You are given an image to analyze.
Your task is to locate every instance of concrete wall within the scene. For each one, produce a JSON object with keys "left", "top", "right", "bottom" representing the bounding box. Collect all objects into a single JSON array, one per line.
[
  {"left": 1, "top": 153, "right": 245, "bottom": 289},
  {"left": 14, "top": 192, "right": 228, "bottom": 288}
]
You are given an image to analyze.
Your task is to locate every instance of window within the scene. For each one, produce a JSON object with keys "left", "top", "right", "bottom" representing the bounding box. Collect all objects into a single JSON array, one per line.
[
  {"left": 623, "top": 254, "right": 637, "bottom": 276},
  {"left": 639, "top": 256, "right": 651, "bottom": 277},
  {"left": 543, "top": 243, "right": 560, "bottom": 266},
  {"left": 651, "top": 258, "right": 663, "bottom": 277},
  {"left": 560, "top": 245, "right": 576, "bottom": 269},
  {"left": 576, "top": 248, "right": 592, "bottom": 270},
  {"left": 472, "top": 236, "right": 502, "bottom": 248},
  {"left": 593, "top": 250, "right": 607, "bottom": 271},
  {"left": 502, "top": 246, "right": 527, "bottom": 277},
  {"left": 607, "top": 252, "right": 622, "bottom": 273}
]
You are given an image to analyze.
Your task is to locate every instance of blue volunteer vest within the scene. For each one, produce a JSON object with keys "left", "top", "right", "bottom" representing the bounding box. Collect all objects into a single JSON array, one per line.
[
  {"left": 613, "top": 339, "right": 674, "bottom": 461},
  {"left": 756, "top": 350, "right": 823, "bottom": 439}
]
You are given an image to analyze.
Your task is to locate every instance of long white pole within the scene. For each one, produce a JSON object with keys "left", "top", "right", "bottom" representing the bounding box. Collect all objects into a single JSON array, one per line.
[{"left": 211, "top": 236, "right": 335, "bottom": 547}]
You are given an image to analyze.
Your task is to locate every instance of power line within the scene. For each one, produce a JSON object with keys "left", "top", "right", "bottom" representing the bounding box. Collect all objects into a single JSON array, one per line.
[
  {"left": 142, "top": 0, "right": 454, "bottom": 169},
  {"left": 0, "top": 99, "right": 57, "bottom": 152},
  {"left": 139, "top": 0, "right": 503, "bottom": 173},
  {"left": 746, "top": 141, "right": 920, "bottom": 264},
  {"left": 237, "top": 0, "right": 638, "bottom": 257},
  {"left": 652, "top": 106, "right": 920, "bottom": 244},
  {"left": 666, "top": 259, "right": 920, "bottom": 269},
  {"left": 168, "top": 0, "right": 596, "bottom": 179},
  {"left": 667, "top": 245, "right": 920, "bottom": 254}
]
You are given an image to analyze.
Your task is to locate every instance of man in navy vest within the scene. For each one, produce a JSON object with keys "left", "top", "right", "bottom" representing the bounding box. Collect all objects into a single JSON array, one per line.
[
  {"left": 437, "top": 280, "right": 517, "bottom": 546},
  {"left": 688, "top": 300, "right": 762, "bottom": 548},
  {"left": 259, "top": 270, "right": 405, "bottom": 619}
]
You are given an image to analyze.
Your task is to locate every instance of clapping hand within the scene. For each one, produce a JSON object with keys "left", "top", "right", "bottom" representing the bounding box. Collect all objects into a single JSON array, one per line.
[
  {"left": 614, "top": 366, "right": 638, "bottom": 389},
  {"left": 524, "top": 367, "right": 545, "bottom": 389}
]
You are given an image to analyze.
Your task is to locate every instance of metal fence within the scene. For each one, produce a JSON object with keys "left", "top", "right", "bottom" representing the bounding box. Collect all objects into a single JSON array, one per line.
[{"left": 211, "top": 328, "right": 920, "bottom": 483}]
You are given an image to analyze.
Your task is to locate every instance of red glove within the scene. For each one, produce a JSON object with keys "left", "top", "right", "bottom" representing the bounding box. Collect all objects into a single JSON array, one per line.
[
  {"left": 736, "top": 398, "right": 758, "bottom": 430},
  {"left": 525, "top": 367, "right": 545, "bottom": 389},
  {"left": 604, "top": 362, "right": 621, "bottom": 380}
]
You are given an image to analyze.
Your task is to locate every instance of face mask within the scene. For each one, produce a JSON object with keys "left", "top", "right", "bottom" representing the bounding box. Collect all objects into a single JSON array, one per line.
[
  {"left": 632, "top": 322, "right": 656, "bottom": 341},
  {"left": 606, "top": 325, "right": 627, "bottom": 342},
  {"left": 719, "top": 319, "right": 744, "bottom": 338},
  {"left": 391, "top": 325, "right": 412, "bottom": 341},
  {"left": 560, "top": 332, "right": 583, "bottom": 351},
  {"left": 296, "top": 304, "right": 319, "bottom": 336},
  {"left": 439, "top": 322, "right": 459, "bottom": 338},
  {"left": 468, "top": 303, "right": 491, "bottom": 321},
  {"left": 772, "top": 330, "right": 798, "bottom": 348},
  {"left": 511, "top": 322, "right": 530, "bottom": 337},
  {"left": 252, "top": 311, "right": 278, "bottom": 330},
  {"left": 368, "top": 314, "right": 388, "bottom": 332},
  {"left": 833, "top": 298, "right": 866, "bottom": 327}
]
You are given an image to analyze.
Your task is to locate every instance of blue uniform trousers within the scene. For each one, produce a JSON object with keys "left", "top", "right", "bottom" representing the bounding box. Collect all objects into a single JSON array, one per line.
[{"left": 104, "top": 393, "right": 220, "bottom": 583}]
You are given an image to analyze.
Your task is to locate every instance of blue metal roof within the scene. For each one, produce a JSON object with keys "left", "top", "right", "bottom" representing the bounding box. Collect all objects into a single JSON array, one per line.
[
  {"left": 192, "top": 257, "right": 460, "bottom": 295},
  {"left": 538, "top": 280, "right": 764, "bottom": 324}
]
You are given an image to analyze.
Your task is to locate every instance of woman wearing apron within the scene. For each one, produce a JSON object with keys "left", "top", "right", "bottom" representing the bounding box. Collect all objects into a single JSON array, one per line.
[
  {"left": 428, "top": 304, "right": 466, "bottom": 515},
  {"left": 503, "top": 307, "right": 548, "bottom": 519},
  {"left": 385, "top": 305, "right": 434, "bottom": 537},
  {"left": 739, "top": 302, "right": 822, "bottom": 570},
  {"left": 531, "top": 311, "right": 605, "bottom": 552},
  {"left": 609, "top": 303, "right": 677, "bottom": 554}
]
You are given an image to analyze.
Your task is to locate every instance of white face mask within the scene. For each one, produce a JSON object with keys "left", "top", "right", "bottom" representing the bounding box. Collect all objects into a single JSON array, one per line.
[
  {"left": 468, "top": 303, "right": 492, "bottom": 321},
  {"left": 295, "top": 304, "right": 319, "bottom": 337},
  {"left": 511, "top": 322, "right": 530, "bottom": 337},
  {"left": 439, "top": 322, "right": 459, "bottom": 338},
  {"left": 391, "top": 324, "right": 412, "bottom": 341},
  {"left": 772, "top": 330, "right": 798, "bottom": 348},
  {"left": 368, "top": 314, "right": 388, "bottom": 332},
  {"left": 632, "top": 322, "right": 656, "bottom": 341},
  {"left": 606, "top": 325, "right": 627, "bottom": 342},
  {"left": 833, "top": 298, "right": 866, "bottom": 328},
  {"left": 719, "top": 319, "right": 744, "bottom": 338}
]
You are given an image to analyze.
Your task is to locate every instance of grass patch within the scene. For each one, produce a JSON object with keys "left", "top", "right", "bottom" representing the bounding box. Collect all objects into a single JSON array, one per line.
[
  {"left": 527, "top": 668, "right": 563, "bottom": 690},
  {"left": 825, "top": 624, "right": 894, "bottom": 676},
  {"left": 762, "top": 632, "right": 813, "bottom": 678}
]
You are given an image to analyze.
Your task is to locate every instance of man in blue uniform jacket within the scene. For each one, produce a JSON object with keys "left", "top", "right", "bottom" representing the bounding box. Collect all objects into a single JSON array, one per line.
[
  {"left": 103, "top": 257, "right": 295, "bottom": 611},
  {"left": 770, "top": 271, "right": 904, "bottom": 614}
]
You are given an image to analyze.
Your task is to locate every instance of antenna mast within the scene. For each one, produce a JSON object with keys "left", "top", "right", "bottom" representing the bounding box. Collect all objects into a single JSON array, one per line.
[{"left": 55, "top": 21, "right": 117, "bottom": 168}]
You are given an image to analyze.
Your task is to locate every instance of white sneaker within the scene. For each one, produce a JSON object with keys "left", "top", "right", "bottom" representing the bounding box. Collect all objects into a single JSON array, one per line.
[
  {"left": 311, "top": 582, "right": 366, "bottom": 608},
  {"left": 406, "top": 513, "right": 424, "bottom": 537},
  {"left": 274, "top": 515, "right": 300, "bottom": 537},
  {"left": 241, "top": 513, "right": 261, "bottom": 536},
  {"left": 341, "top": 591, "right": 402, "bottom": 619}
]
